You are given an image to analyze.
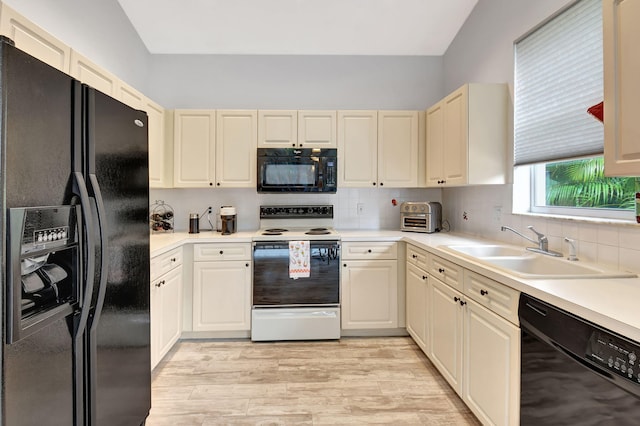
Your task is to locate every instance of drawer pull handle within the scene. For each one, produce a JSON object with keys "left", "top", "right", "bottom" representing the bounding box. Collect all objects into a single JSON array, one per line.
[
  {"left": 438, "top": 268, "right": 445, "bottom": 273},
  {"left": 480, "top": 289, "right": 489, "bottom": 296}
]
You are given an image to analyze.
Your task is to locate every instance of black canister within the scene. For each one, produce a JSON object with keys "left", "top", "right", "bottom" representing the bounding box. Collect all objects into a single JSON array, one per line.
[{"left": 189, "top": 213, "right": 200, "bottom": 234}]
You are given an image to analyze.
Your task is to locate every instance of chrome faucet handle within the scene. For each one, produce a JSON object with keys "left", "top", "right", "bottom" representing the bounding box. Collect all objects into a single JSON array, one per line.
[
  {"left": 527, "top": 225, "right": 548, "bottom": 250},
  {"left": 527, "top": 225, "right": 546, "bottom": 241},
  {"left": 564, "top": 237, "right": 579, "bottom": 261}
]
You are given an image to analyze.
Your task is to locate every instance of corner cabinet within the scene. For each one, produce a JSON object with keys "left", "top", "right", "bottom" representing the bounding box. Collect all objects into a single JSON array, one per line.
[
  {"left": 341, "top": 242, "right": 398, "bottom": 329},
  {"left": 338, "top": 110, "right": 423, "bottom": 188},
  {"left": 426, "top": 84, "right": 507, "bottom": 187},
  {"left": 150, "top": 247, "right": 184, "bottom": 370},
  {"left": 603, "top": 0, "right": 640, "bottom": 176},
  {"left": 192, "top": 243, "right": 252, "bottom": 332}
]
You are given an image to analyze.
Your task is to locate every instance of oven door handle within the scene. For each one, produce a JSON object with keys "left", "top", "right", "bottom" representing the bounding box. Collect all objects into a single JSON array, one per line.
[{"left": 253, "top": 242, "right": 291, "bottom": 251}]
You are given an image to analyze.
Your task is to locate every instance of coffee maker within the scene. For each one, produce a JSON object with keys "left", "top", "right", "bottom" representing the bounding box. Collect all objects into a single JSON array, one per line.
[{"left": 220, "top": 206, "right": 237, "bottom": 235}]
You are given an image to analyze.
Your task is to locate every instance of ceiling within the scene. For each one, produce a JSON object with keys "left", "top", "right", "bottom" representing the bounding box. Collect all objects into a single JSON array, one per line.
[{"left": 116, "top": 0, "right": 478, "bottom": 56}]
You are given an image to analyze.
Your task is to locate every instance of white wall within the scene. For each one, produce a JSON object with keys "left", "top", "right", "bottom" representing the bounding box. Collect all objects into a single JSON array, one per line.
[
  {"left": 148, "top": 54, "right": 444, "bottom": 109},
  {"left": 441, "top": 0, "right": 640, "bottom": 273},
  {"left": 3, "top": 0, "right": 151, "bottom": 91}
]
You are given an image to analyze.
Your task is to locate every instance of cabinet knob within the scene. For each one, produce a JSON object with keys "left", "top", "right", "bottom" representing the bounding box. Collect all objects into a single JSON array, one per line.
[
  {"left": 209, "top": 182, "right": 213, "bottom": 186},
  {"left": 367, "top": 249, "right": 372, "bottom": 253},
  {"left": 380, "top": 182, "right": 384, "bottom": 186},
  {"left": 459, "top": 300, "right": 467, "bottom": 306},
  {"left": 299, "top": 144, "right": 303, "bottom": 147},
  {"left": 171, "top": 258, "right": 176, "bottom": 262},
  {"left": 480, "top": 289, "right": 489, "bottom": 296},
  {"left": 343, "top": 263, "right": 347, "bottom": 267},
  {"left": 422, "top": 276, "right": 427, "bottom": 280},
  {"left": 219, "top": 250, "right": 224, "bottom": 255},
  {"left": 155, "top": 282, "right": 162, "bottom": 287},
  {"left": 412, "top": 254, "right": 418, "bottom": 259},
  {"left": 292, "top": 143, "right": 296, "bottom": 147},
  {"left": 438, "top": 268, "right": 445, "bottom": 273},
  {"left": 216, "top": 182, "right": 220, "bottom": 186},
  {"left": 454, "top": 296, "right": 460, "bottom": 302},
  {"left": 373, "top": 182, "right": 376, "bottom": 186},
  {"left": 245, "top": 263, "right": 249, "bottom": 267}
]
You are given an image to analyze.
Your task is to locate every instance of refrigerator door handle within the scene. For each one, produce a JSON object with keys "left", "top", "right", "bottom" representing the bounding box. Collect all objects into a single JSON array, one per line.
[
  {"left": 72, "top": 171, "right": 95, "bottom": 337},
  {"left": 87, "top": 173, "right": 109, "bottom": 329}
]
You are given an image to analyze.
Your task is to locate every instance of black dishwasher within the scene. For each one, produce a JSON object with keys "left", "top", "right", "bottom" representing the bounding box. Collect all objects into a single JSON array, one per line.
[{"left": 519, "top": 294, "right": 640, "bottom": 425}]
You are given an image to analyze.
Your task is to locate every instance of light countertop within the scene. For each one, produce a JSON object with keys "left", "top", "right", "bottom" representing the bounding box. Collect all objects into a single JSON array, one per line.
[{"left": 151, "top": 229, "right": 640, "bottom": 342}]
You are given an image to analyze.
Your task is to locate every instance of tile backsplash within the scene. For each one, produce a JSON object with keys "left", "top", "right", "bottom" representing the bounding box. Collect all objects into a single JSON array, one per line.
[
  {"left": 442, "top": 185, "right": 640, "bottom": 274},
  {"left": 150, "top": 187, "right": 442, "bottom": 232}
]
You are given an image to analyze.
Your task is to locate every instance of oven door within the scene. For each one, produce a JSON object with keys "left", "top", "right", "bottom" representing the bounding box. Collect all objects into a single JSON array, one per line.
[{"left": 252, "top": 240, "right": 340, "bottom": 306}]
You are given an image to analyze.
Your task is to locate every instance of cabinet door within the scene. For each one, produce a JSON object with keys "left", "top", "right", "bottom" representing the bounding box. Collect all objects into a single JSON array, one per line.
[
  {"left": 173, "top": 110, "right": 216, "bottom": 187},
  {"left": 341, "top": 260, "right": 398, "bottom": 329},
  {"left": 377, "top": 111, "right": 419, "bottom": 187},
  {"left": 158, "top": 265, "right": 183, "bottom": 366},
  {"left": 464, "top": 299, "right": 520, "bottom": 426},
  {"left": 429, "top": 278, "right": 463, "bottom": 395},
  {"left": 215, "top": 110, "right": 257, "bottom": 187},
  {"left": 426, "top": 102, "right": 445, "bottom": 187},
  {"left": 69, "top": 50, "right": 118, "bottom": 97},
  {"left": 603, "top": 0, "right": 640, "bottom": 176},
  {"left": 117, "top": 81, "right": 145, "bottom": 110},
  {"left": 150, "top": 274, "right": 162, "bottom": 370},
  {"left": 337, "top": 110, "right": 378, "bottom": 187},
  {"left": 0, "top": 3, "right": 71, "bottom": 73},
  {"left": 442, "top": 86, "right": 468, "bottom": 186},
  {"left": 258, "top": 110, "right": 297, "bottom": 148},
  {"left": 406, "top": 263, "right": 429, "bottom": 351},
  {"left": 147, "top": 99, "right": 172, "bottom": 188},
  {"left": 298, "top": 110, "right": 337, "bottom": 148},
  {"left": 192, "top": 261, "right": 252, "bottom": 331}
]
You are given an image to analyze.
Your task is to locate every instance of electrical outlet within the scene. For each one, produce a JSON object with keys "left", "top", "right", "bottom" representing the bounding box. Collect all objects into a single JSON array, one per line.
[
  {"left": 493, "top": 206, "right": 502, "bottom": 224},
  {"left": 357, "top": 203, "right": 364, "bottom": 215},
  {"left": 207, "top": 206, "right": 212, "bottom": 214}
]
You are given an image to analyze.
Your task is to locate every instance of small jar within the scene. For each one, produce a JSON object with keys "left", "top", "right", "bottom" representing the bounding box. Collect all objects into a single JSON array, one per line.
[{"left": 189, "top": 213, "right": 200, "bottom": 234}]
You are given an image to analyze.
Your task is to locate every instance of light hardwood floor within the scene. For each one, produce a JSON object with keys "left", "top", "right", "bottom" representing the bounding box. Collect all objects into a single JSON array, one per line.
[{"left": 147, "top": 337, "right": 480, "bottom": 425}]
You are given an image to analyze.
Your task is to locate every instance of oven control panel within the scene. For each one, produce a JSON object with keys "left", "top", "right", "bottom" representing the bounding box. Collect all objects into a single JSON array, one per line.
[
  {"left": 260, "top": 205, "right": 333, "bottom": 219},
  {"left": 587, "top": 331, "right": 640, "bottom": 384}
]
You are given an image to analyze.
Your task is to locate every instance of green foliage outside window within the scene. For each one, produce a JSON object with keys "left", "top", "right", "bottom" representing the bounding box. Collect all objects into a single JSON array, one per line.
[{"left": 545, "top": 157, "right": 637, "bottom": 210}]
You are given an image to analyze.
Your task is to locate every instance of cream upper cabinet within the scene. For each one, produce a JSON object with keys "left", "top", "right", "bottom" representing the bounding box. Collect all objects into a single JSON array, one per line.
[
  {"left": 117, "top": 81, "right": 145, "bottom": 110},
  {"left": 258, "top": 110, "right": 336, "bottom": 148},
  {"left": 0, "top": 3, "right": 71, "bottom": 73},
  {"left": 337, "top": 110, "right": 378, "bottom": 187},
  {"left": 426, "top": 84, "right": 507, "bottom": 187},
  {"left": 173, "top": 110, "right": 216, "bottom": 187},
  {"left": 298, "top": 110, "right": 337, "bottom": 148},
  {"left": 603, "top": 0, "right": 640, "bottom": 176},
  {"left": 215, "top": 110, "right": 257, "bottom": 187},
  {"left": 147, "top": 99, "right": 173, "bottom": 188},
  {"left": 378, "top": 111, "right": 421, "bottom": 187},
  {"left": 258, "top": 110, "right": 297, "bottom": 148},
  {"left": 339, "top": 110, "right": 422, "bottom": 188},
  {"left": 69, "top": 50, "right": 118, "bottom": 97}
]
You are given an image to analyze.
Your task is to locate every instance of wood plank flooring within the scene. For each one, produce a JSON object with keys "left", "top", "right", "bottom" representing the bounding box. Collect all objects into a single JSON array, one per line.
[{"left": 147, "top": 337, "right": 481, "bottom": 425}]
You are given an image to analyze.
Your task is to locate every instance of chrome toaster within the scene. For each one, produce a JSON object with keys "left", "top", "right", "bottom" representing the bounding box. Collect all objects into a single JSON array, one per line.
[{"left": 400, "top": 201, "right": 442, "bottom": 233}]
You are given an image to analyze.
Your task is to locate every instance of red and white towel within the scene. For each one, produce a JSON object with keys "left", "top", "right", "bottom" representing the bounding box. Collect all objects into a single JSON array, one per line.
[{"left": 289, "top": 240, "right": 310, "bottom": 278}]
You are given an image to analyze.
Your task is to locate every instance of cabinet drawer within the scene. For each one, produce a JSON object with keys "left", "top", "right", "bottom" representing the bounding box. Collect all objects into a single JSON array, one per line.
[
  {"left": 407, "top": 244, "right": 429, "bottom": 270},
  {"left": 463, "top": 270, "right": 519, "bottom": 325},
  {"left": 194, "top": 243, "right": 251, "bottom": 261},
  {"left": 429, "top": 254, "right": 463, "bottom": 292},
  {"left": 150, "top": 247, "right": 183, "bottom": 281},
  {"left": 342, "top": 241, "right": 397, "bottom": 260}
]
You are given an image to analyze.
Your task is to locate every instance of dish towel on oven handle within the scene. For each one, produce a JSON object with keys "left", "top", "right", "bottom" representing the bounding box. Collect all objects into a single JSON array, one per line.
[{"left": 289, "top": 240, "right": 310, "bottom": 278}]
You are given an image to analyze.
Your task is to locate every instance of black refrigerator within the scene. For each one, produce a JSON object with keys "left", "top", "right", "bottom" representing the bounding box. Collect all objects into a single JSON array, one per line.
[{"left": 0, "top": 37, "right": 151, "bottom": 425}]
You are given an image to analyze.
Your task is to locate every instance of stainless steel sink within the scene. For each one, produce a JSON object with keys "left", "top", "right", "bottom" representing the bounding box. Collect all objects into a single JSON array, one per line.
[{"left": 441, "top": 244, "right": 636, "bottom": 279}]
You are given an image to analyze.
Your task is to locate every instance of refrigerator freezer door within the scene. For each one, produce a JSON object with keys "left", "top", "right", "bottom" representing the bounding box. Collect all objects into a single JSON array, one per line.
[{"left": 84, "top": 87, "right": 151, "bottom": 426}]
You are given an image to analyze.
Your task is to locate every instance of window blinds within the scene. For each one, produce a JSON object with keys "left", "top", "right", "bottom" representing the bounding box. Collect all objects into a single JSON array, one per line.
[{"left": 514, "top": 0, "right": 603, "bottom": 166}]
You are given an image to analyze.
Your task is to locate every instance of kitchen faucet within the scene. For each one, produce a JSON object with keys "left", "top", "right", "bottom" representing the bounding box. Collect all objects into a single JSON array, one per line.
[{"left": 500, "top": 225, "right": 562, "bottom": 257}]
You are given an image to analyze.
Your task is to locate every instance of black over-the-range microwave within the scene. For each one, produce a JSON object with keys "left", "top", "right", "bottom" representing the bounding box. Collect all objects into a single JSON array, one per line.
[{"left": 257, "top": 148, "right": 337, "bottom": 193}]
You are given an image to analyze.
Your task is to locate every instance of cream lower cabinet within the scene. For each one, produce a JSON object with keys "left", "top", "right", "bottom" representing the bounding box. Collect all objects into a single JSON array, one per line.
[
  {"left": 150, "top": 247, "right": 184, "bottom": 370},
  {"left": 341, "top": 242, "right": 398, "bottom": 329},
  {"left": 192, "top": 243, "right": 252, "bottom": 332},
  {"left": 427, "top": 260, "right": 520, "bottom": 426},
  {"left": 405, "top": 244, "right": 430, "bottom": 351}
]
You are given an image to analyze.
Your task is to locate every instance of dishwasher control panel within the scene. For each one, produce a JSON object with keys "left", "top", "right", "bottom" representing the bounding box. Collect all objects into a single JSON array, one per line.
[{"left": 587, "top": 331, "right": 640, "bottom": 384}]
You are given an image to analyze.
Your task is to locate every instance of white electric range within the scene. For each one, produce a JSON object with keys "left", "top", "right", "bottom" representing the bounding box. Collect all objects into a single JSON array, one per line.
[{"left": 251, "top": 205, "right": 341, "bottom": 341}]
